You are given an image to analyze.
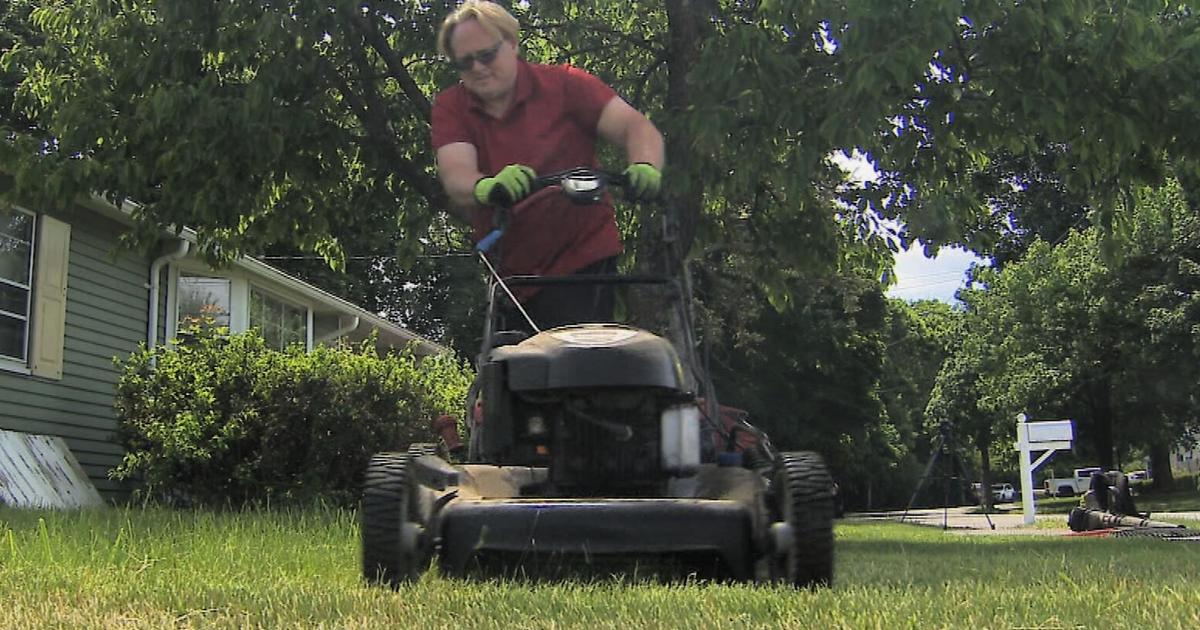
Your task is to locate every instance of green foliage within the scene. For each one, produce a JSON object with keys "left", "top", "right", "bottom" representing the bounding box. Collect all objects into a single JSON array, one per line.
[
  {"left": 111, "top": 325, "right": 472, "bottom": 507},
  {"left": 11, "top": 2, "right": 1198, "bottom": 273},
  {"left": 697, "top": 251, "right": 904, "bottom": 499},
  {"left": 8, "top": 0, "right": 1200, "bottom": 505},
  {"left": 932, "top": 178, "right": 1200, "bottom": 474}
]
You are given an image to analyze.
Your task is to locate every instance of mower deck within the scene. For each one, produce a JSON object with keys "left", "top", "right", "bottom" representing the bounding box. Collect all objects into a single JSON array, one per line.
[{"left": 438, "top": 497, "right": 756, "bottom": 579}]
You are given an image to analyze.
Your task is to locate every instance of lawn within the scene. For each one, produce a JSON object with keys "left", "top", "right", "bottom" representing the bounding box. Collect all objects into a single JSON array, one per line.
[
  {"left": 1032, "top": 488, "right": 1200, "bottom": 514},
  {"left": 2, "top": 507, "right": 1198, "bottom": 629}
]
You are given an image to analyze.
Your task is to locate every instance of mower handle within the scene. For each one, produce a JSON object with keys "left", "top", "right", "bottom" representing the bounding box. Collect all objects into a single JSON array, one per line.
[
  {"left": 478, "top": 167, "right": 628, "bottom": 253},
  {"left": 487, "top": 167, "right": 627, "bottom": 207}
]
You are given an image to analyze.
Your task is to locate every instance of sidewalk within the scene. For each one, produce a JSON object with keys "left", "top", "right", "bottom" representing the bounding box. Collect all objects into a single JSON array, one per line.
[{"left": 846, "top": 506, "right": 1200, "bottom": 535}]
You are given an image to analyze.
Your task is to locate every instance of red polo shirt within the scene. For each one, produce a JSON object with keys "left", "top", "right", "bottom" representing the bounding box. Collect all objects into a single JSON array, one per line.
[{"left": 431, "top": 61, "right": 623, "bottom": 281}]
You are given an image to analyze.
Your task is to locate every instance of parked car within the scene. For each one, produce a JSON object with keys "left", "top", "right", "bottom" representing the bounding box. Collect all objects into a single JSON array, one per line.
[
  {"left": 971, "top": 482, "right": 1017, "bottom": 503},
  {"left": 1043, "top": 467, "right": 1102, "bottom": 497}
]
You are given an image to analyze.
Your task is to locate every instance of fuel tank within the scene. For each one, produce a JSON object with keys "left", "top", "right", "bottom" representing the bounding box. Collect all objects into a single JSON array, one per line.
[{"left": 489, "top": 324, "right": 686, "bottom": 391}]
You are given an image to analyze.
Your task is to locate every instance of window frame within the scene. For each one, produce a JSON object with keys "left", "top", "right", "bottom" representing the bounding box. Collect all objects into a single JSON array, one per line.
[
  {"left": 0, "top": 205, "right": 36, "bottom": 372},
  {"left": 249, "top": 284, "right": 313, "bottom": 351},
  {"left": 175, "top": 274, "right": 234, "bottom": 331},
  {"left": 165, "top": 263, "right": 312, "bottom": 352}
]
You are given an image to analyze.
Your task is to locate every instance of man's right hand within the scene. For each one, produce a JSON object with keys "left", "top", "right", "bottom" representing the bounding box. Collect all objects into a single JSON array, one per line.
[{"left": 474, "top": 164, "right": 536, "bottom": 206}]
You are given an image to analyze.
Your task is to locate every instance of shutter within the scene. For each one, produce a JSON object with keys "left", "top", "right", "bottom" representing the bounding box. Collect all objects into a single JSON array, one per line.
[{"left": 30, "top": 215, "right": 71, "bottom": 379}]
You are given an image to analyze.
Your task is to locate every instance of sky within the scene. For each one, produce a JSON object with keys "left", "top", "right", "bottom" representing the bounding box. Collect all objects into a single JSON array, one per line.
[
  {"left": 886, "top": 245, "right": 986, "bottom": 304},
  {"left": 831, "top": 151, "right": 989, "bottom": 304}
]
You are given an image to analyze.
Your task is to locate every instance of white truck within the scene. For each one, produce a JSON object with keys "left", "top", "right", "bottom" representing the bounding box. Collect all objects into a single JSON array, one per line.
[{"left": 1043, "top": 467, "right": 1101, "bottom": 497}]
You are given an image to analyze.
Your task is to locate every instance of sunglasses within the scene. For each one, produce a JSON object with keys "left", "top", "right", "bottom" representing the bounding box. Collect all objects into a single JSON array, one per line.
[{"left": 452, "top": 40, "right": 504, "bottom": 72}]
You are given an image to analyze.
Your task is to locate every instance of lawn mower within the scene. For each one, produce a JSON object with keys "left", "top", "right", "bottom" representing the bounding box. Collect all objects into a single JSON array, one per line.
[{"left": 361, "top": 168, "right": 835, "bottom": 586}]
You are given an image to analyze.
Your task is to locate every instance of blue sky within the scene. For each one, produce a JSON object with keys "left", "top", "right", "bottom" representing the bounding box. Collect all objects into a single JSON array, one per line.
[
  {"left": 831, "top": 151, "right": 989, "bottom": 303},
  {"left": 886, "top": 245, "right": 986, "bottom": 303}
]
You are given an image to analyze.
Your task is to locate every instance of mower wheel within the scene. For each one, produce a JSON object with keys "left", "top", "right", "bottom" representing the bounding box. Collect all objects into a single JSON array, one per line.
[
  {"left": 771, "top": 451, "right": 835, "bottom": 588},
  {"left": 362, "top": 452, "right": 428, "bottom": 587},
  {"left": 409, "top": 442, "right": 439, "bottom": 458}
]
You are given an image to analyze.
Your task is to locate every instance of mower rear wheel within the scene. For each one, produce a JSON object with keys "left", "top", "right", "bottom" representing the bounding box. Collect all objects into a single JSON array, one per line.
[
  {"left": 771, "top": 451, "right": 835, "bottom": 588},
  {"left": 362, "top": 452, "right": 428, "bottom": 587},
  {"left": 408, "top": 442, "right": 439, "bottom": 458}
]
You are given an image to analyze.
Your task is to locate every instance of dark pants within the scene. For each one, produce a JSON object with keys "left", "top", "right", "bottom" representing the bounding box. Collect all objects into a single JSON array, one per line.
[{"left": 499, "top": 256, "right": 617, "bottom": 332}]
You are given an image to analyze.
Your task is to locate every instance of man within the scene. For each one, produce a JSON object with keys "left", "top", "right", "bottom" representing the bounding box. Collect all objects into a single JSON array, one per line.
[{"left": 431, "top": 0, "right": 665, "bottom": 330}]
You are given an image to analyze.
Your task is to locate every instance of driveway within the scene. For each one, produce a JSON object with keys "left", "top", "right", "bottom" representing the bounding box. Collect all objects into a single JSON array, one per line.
[{"left": 845, "top": 505, "right": 1200, "bottom": 535}]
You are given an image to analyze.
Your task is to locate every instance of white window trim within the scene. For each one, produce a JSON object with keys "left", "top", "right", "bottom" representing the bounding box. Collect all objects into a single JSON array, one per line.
[
  {"left": 0, "top": 206, "right": 35, "bottom": 366},
  {"left": 249, "top": 283, "right": 313, "bottom": 351},
  {"left": 167, "top": 264, "right": 246, "bottom": 342},
  {"left": 0, "top": 357, "right": 31, "bottom": 375},
  {"left": 166, "top": 263, "right": 312, "bottom": 352}
]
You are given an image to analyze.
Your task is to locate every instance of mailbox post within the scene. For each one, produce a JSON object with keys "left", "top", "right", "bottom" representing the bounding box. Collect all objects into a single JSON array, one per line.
[{"left": 1014, "top": 414, "right": 1074, "bottom": 525}]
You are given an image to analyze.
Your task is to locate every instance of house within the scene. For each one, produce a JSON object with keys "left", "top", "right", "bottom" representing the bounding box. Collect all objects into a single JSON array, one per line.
[
  {"left": 1, "top": 195, "right": 446, "bottom": 499},
  {"left": 1173, "top": 441, "right": 1200, "bottom": 477}
]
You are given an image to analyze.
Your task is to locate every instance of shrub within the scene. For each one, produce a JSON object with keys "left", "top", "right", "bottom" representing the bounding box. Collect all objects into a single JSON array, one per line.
[{"left": 111, "top": 325, "right": 472, "bottom": 507}]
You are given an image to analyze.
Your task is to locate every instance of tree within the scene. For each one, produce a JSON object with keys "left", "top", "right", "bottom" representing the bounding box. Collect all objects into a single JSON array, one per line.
[
  {"left": 870, "top": 300, "right": 960, "bottom": 503},
  {"left": 8, "top": 1, "right": 1200, "bottom": 498},
  {"left": 7, "top": 2, "right": 1200, "bottom": 276},
  {"left": 934, "top": 180, "right": 1200, "bottom": 484},
  {"left": 969, "top": 146, "right": 1091, "bottom": 268},
  {"left": 879, "top": 299, "right": 960, "bottom": 444}
]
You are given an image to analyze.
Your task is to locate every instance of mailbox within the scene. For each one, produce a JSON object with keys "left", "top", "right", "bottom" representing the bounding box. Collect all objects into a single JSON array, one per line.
[
  {"left": 1015, "top": 416, "right": 1074, "bottom": 525},
  {"left": 1023, "top": 420, "right": 1073, "bottom": 444}
]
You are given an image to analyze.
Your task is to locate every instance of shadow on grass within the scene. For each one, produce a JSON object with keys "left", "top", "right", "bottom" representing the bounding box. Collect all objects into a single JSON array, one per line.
[{"left": 836, "top": 525, "right": 1200, "bottom": 588}]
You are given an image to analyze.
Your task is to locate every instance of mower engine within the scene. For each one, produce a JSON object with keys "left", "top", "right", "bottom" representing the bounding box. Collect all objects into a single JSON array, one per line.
[{"left": 476, "top": 324, "right": 701, "bottom": 495}]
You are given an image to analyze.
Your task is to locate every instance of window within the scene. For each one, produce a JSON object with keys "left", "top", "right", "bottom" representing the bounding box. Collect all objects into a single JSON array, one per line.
[
  {"left": 0, "top": 207, "right": 34, "bottom": 363},
  {"left": 250, "top": 287, "right": 308, "bottom": 350},
  {"left": 177, "top": 275, "right": 232, "bottom": 330}
]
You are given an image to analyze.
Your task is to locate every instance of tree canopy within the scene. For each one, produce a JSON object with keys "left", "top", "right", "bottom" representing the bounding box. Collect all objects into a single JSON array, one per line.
[
  {"left": 6, "top": 1, "right": 1200, "bottom": 501},
  {"left": 6, "top": 2, "right": 1200, "bottom": 270},
  {"left": 931, "top": 179, "right": 1200, "bottom": 484}
]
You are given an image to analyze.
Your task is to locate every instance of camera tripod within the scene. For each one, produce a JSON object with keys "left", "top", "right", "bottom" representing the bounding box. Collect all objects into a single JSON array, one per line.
[{"left": 900, "top": 423, "right": 995, "bottom": 530}]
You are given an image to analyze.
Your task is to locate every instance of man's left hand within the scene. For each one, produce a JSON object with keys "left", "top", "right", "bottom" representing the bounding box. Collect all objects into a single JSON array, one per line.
[{"left": 623, "top": 163, "right": 662, "bottom": 201}]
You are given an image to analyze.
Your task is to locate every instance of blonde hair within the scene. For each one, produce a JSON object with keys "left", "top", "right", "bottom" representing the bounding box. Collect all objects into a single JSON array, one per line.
[{"left": 437, "top": 1, "right": 520, "bottom": 58}]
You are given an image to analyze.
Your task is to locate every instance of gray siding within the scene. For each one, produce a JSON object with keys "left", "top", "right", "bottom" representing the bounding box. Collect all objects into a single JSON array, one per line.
[{"left": 0, "top": 206, "right": 150, "bottom": 498}]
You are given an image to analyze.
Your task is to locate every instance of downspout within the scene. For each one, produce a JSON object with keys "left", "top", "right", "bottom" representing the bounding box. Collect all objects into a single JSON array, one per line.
[
  {"left": 315, "top": 315, "right": 360, "bottom": 345},
  {"left": 148, "top": 239, "right": 190, "bottom": 358}
]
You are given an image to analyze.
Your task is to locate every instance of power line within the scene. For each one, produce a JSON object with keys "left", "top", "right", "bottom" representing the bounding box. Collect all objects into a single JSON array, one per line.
[
  {"left": 889, "top": 278, "right": 968, "bottom": 292},
  {"left": 255, "top": 253, "right": 475, "bottom": 261}
]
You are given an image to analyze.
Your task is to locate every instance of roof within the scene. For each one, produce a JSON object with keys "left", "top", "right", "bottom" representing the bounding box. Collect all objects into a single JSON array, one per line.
[
  {"left": 232, "top": 254, "right": 448, "bottom": 356},
  {"left": 77, "top": 195, "right": 449, "bottom": 356}
]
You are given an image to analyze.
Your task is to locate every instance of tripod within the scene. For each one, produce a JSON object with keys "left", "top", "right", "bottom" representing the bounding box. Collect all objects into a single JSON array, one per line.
[{"left": 901, "top": 423, "right": 995, "bottom": 530}]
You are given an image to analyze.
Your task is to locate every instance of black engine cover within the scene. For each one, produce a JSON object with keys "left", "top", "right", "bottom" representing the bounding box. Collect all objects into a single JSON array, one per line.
[{"left": 490, "top": 324, "right": 686, "bottom": 391}]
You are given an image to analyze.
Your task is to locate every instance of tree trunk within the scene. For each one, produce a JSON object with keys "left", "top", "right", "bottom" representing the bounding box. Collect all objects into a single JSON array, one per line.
[
  {"left": 1088, "top": 379, "right": 1116, "bottom": 470},
  {"left": 978, "top": 440, "right": 993, "bottom": 513},
  {"left": 1149, "top": 442, "right": 1176, "bottom": 490},
  {"left": 656, "top": 0, "right": 708, "bottom": 266},
  {"left": 626, "top": 1, "right": 711, "bottom": 380}
]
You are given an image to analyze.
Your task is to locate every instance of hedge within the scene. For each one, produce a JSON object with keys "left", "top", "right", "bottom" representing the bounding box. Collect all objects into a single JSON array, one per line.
[{"left": 111, "top": 326, "right": 472, "bottom": 507}]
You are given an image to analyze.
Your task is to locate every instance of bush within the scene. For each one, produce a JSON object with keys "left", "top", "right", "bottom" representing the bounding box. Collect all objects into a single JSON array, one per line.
[{"left": 111, "top": 325, "right": 472, "bottom": 507}]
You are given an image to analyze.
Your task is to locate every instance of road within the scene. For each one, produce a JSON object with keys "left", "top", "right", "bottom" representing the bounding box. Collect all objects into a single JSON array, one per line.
[{"left": 846, "top": 505, "right": 1200, "bottom": 535}]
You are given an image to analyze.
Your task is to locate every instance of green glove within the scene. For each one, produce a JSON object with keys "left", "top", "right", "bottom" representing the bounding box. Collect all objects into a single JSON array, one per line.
[
  {"left": 474, "top": 164, "right": 536, "bottom": 206},
  {"left": 623, "top": 163, "right": 662, "bottom": 201}
]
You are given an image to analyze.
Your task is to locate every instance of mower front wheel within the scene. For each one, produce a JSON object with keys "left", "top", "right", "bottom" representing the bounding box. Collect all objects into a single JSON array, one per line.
[
  {"left": 770, "top": 451, "right": 835, "bottom": 588},
  {"left": 361, "top": 452, "right": 429, "bottom": 587}
]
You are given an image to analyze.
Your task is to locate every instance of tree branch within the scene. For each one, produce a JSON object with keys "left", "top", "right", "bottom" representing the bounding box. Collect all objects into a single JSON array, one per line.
[
  {"left": 319, "top": 51, "right": 444, "bottom": 210},
  {"left": 527, "top": 20, "right": 659, "bottom": 54},
  {"left": 343, "top": 7, "right": 433, "bottom": 124}
]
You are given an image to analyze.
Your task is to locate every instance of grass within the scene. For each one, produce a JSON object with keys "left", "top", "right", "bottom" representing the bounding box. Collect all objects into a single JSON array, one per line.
[
  {"left": 1031, "top": 488, "right": 1200, "bottom": 515},
  {"left": 2, "top": 507, "right": 1199, "bottom": 629},
  {"left": 1133, "top": 488, "right": 1200, "bottom": 513}
]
